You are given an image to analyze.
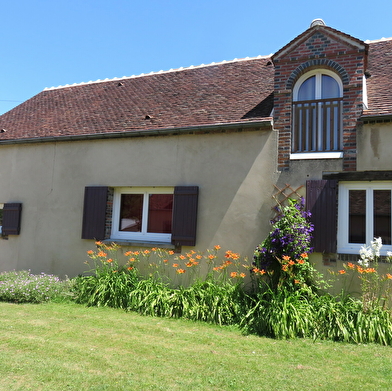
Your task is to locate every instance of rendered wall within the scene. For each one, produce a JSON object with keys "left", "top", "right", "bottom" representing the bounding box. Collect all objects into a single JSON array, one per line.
[
  {"left": 357, "top": 122, "right": 392, "bottom": 170},
  {"left": 0, "top": 128, "right": 277, "bottom": 278}
]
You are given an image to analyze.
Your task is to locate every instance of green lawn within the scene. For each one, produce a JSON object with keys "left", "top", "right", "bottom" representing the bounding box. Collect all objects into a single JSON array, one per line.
[{"left": 0, "top": 302, "right": 391, "bottom": 391}]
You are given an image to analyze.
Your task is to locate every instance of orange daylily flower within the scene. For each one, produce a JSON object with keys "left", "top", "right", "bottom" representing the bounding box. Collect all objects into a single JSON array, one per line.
[
  {"left": 347, "top": 262, "right": 355, "bottom": 269},
  {"left": 230, "top": 272, "right": 238, "bottom": 278},
  {"left": 172, "top": 263, "right": 179, "bottom": 268},
  {"left": 214, "top": 245, "right": 221, "bottom": 250},
  {"left": 356, "top": 266, "right": 364, "bottom": 274},
  {"left": 338, "top": 269, "right": 346, "bottom": 274},
  {"left": 176, "top": 268, "right": 186, "bottom": 274}
]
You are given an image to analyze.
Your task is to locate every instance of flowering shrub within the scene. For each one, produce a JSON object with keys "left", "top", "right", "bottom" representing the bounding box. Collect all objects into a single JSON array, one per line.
[
  {"left": 253, "top": 198, "right": 314, "bottom": 289},
  {"left": 0, "top": 270, "right": 69, "bottom": 303}
]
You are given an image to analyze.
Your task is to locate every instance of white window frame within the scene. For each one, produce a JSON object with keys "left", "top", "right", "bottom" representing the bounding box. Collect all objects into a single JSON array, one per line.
[
  {"left": 293, "top": 69, "right": 343, "bottom": 101},
  {"left": 111, "top": 187, "right": 174, "bottom": 243},
  {"left": 338, "top": 181, "right": 392, "bottom": 255}
]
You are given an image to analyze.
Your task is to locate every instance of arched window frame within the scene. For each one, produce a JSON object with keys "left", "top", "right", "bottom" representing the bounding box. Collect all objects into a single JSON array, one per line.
[
  {"left": 291, "top": 69, "right": 344, "bottom": 159},
  {"left": 293, "top": 69, "right": 343, "bottom": 101}
]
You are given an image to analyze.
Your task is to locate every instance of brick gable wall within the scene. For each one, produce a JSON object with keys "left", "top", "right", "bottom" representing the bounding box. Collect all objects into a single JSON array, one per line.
[{"left": 273, "top": 29, "right": 367, "bottom": 171}]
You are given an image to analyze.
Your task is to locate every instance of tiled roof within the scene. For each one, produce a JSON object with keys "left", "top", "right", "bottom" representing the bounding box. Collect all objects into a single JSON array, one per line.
[
  {"left": 363, "top": 38, "right": 392, "bottom": 117},
  {"left": 0, "top": 34, "right": 391, "bottom": 143},
  {"left": 0, "top": 56, "right": 274, "bottom": 141}
]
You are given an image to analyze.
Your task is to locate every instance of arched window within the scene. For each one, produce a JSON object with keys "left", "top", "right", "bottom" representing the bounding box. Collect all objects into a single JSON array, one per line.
[{"left": 292, "top": 70, "right": 343, "bottom": 154}]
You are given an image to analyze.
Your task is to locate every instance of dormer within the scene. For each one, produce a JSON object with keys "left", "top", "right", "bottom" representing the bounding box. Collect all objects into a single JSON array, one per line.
[{"left": 272, "top": 19, "right": 368, "bottom": 171}]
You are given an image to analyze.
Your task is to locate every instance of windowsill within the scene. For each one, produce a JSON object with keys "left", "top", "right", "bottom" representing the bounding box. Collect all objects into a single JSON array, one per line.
[
  {"left": 290, "top": 152, "right": 343, "bottom": 160},
  {"left": 103, "top": 239, "right": 175, "bottom": 249}
]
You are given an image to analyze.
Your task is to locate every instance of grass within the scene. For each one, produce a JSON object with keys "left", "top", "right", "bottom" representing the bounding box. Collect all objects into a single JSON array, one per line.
[{"left": 1, "top": 302, "right": 392, "bottom": 390}]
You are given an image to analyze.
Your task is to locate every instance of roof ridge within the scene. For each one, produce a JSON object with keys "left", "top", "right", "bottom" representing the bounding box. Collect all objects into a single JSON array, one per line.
[
  {"left": 43, "top": 54, "right": 272, "bottom": 91},
  {"left": 366, "top": 37, "right": 392, "bottom": 44}
]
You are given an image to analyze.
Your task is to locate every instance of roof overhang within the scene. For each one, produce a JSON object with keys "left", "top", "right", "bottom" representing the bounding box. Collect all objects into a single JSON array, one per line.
[
  {"left": 361, "top": 113, "right": 392, "bottom": 123},
  {"left": 0, "top": 119, "right": 273, "bottom": 145}
]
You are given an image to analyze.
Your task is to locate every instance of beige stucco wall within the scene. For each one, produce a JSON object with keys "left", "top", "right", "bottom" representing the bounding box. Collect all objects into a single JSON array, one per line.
[
  {"left": 357, "top": 122, "right": 392, "bottom": 170},
  {"left": 0, "top": 128, "right": 278, "bottom": 278}
]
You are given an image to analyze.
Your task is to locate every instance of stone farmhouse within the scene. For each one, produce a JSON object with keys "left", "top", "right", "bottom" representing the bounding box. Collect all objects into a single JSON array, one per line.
[{"left": 0, "top": 19, "right": 391, "bottom": 277}]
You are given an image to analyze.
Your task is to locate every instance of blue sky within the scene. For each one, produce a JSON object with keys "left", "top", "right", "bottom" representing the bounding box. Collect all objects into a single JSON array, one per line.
[{"left": 0, "top": 0, "right": 391, "bottom": 114}]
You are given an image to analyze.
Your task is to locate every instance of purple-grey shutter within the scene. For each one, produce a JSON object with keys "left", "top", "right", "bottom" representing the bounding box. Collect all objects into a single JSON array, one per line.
[
  {"left": 171, "top": 186, "right": 199, "bottom": 246},
  {"left": 81, "top": 186, "right": 108, "bottom": 240},
  {"left": 2, "top": 203, "right": 22, "bottom": 235},
  {"left": 306, "top": 180, "right": 338, "bottom": 253}
]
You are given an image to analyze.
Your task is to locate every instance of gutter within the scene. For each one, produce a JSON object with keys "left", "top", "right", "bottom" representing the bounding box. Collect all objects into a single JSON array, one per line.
[
  {"left": 0, "top": 119, "right": 273, "bottom": 145},
  {"left": 361, "top": 113, "right": 392, "bottom": 123}
]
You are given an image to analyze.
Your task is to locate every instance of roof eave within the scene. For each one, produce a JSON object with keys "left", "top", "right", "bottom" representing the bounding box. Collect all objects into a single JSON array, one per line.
[
  {"left": 361, "top": 113, "right": 392, "bottom": 122},
  {"left": 0, "top": 119, "right": 273, "bottom": 145}
]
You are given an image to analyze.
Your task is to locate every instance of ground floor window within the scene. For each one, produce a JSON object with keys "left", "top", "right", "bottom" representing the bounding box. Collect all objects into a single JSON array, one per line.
[
  {"left": 338, "top": 182, "right": 392, "bottom": 254},
  {"left": 112, "top": 187, "right": 174, "bottom": 242},
  {"left": 82, "top": 185, "right": 199, "bottom": 247}
]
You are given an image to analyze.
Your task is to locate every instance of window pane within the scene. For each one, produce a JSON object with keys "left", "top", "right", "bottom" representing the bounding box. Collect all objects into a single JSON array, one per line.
[
  {"left": 298, "top": 76, "right": 315, "bottom": 101},
  {"left": 321, "top": 75, "right": 340, "bottom": 99},
  {"left": 147, "top": 194, "right": 173, "bottom": 234},
  {"left": 119, "top": 194, "right": 143, "bottom": 232},
  {"left": 349, "top": 190, "right": 366, "bottom": 243},
  {"left": 374, "top": 190, "right": 391, "bottom": 245}
]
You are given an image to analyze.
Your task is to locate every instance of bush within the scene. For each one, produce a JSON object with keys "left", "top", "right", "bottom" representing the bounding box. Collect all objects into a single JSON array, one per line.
[
  {"left": 0, "top": 270, "right": 70, "bottom": 303},
  {"left": 253, "top": 198, "right": 314, "bottom": 289}
]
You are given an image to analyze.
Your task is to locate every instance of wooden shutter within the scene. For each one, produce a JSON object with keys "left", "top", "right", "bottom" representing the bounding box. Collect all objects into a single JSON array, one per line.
[
  {"left": 81, "top": 186, "right": 108, "bottom": 240},
  {"left": 171, "top": 186, "right": 199, "bottom": 246},
  {"left": 2, "top": 203, "right": 22, "bottom": 235},
  {"left": 306, "top": 180, "right": 338, "bottom": 253}
]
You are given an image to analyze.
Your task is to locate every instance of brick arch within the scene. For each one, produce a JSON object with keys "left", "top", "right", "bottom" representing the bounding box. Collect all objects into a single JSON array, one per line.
[{"left": 286, "top": 59, "right": 349, "bottom": 90}]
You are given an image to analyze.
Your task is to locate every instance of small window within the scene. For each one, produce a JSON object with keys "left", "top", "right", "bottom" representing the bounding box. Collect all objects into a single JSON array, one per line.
[
  {"left": 82, "top": 186, "right": 198, "bottom": 246},
  {"left": 338, "top": 182, "right": 392, "bottom": 254},
  {"left": 292, "top": 70, "right": 343, "bottom": 154},
  {"left": 112, "top": 187, "right": 173, "bottom": 242}
]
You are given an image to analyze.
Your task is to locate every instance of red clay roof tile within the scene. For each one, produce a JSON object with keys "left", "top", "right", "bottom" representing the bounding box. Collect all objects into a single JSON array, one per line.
[
  {"left": 364, "top": 39, "right": 392, "bottom": 117},
  {"left": 0, "top": 35, "right": 390, "bottom": 142},
  {"left": 0, "top": 57, "right": 274, "bottom": 141}
]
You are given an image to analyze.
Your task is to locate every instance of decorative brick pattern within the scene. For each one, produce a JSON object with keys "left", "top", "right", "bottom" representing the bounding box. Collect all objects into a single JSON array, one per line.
[
  {"left": 273, "top": 26, "right": 368, "bottom": 172},
  {"left": 104, "top": 187, "right": 114, "bottom": 240}
]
